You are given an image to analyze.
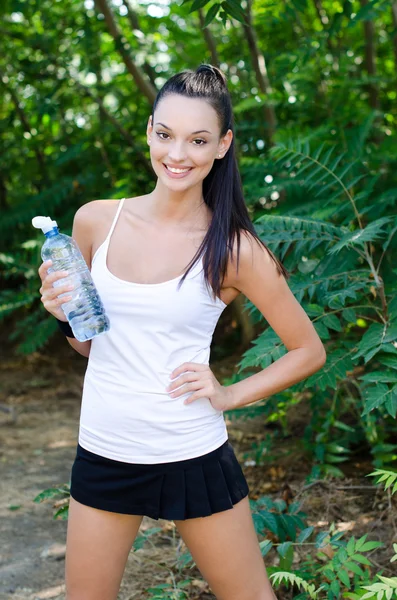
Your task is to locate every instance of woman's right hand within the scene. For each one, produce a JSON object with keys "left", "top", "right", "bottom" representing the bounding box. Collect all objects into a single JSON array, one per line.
[{"left": 38, "top": 260, "right": 75, "bottom": 321}]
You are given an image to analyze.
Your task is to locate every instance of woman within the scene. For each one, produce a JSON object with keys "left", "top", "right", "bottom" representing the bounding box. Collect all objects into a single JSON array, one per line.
[{"left": 38, "top": 64, "right": 326, "bottom": 600}]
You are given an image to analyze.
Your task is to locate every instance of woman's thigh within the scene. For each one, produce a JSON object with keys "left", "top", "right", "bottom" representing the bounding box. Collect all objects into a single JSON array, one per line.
[
  {"left": 65, "top": 497, "right": 143, "bottom": 600},
  {"left": 174, "top": 496, "right": 276, "bottom": 600}
]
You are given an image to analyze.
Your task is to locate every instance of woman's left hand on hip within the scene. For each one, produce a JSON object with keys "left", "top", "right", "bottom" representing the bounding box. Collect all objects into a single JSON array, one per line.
[{"left": 166, "top": 362, "right": 233, "bottom": 411}]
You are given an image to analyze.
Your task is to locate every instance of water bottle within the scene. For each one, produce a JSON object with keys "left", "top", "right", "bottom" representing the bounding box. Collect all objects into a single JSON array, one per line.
[{"left": 32, "top": 215, "right": 110, "bottom": 342}]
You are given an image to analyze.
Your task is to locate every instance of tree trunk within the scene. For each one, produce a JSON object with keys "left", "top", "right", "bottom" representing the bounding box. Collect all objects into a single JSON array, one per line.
[
  {"left": 243, "top": 0, "right": 277, "bottom": 147},
  {"left": 198, "top": 9, "right": 220, "bottom": 66},
  {"left": 360, "top": 0, "right": 380, "bottom": 110},
  {"left": 122, "top": 0, "right": 158, "bottom": 88},
  {"left": 392, "top": 3, "right": 397, "bottom": 74},
  {"left": 94, "top": 0, "right": 157, "bottom": 104},
  {"left": 231, "top": 294, "right": 255, "bottom": 349}
]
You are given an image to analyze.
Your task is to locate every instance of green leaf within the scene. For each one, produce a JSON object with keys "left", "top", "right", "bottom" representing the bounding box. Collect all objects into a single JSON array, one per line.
[
  {"left": 323, "top": 314, "right": 343, "bottom": 332},
  {"left": 337, "top": 568, "right": 351, "bottom": 587},
  {"left": 202, "top": 3, "right": 220, "bottom": 26},
  {"left": 330, "top": 579, "right": 341, "bottom": 597},
  {"left": 277, "top": 541, "right": 293, "bottom": 558},
  {"left": 362, "top": 384, "right": 397, "bottom": 415},
  {"left": 53, "top": 505, "right": 69, "bottom": 520},
  {"left": 259, "top": 539, "right": 273, "bottom": 557},
  {"left": 344, "top": 561, "right": 365, "bottom": 576},
  {"left": 297, "top": 526, "right": 314, "bottom": 543},
  {"left": 189, "top": 0, "right": 211, "bottom": 11},
  {"left": 259, "top": 511, "right": 280, "bottom": 536},
  {"left": 351, "top": 554, "right": 373, "bottom": 566},
  {"left": 359, "top": 541, "right": 384, "bottom": 552},
  {"left": 33, "top": 486, "right": 70, "bottom": 503},
  {"left": 346, "top": 536, "right": 356, "bottom": 556}
]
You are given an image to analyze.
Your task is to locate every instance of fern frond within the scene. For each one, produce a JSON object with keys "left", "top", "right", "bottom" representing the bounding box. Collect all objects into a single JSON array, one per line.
[
  {"left": 361, "top": 383, "right": 397, "bottom": 416},
  {"left": 255, "top": 215, "right": 346, "bottom": 259},
  {"left": 360, "top": 574, "right": 397, "bottom": 600},
  {"left": 270, "top": 571, "right": 320, "bottom": 599},
  {"left": 329, "top": 218, "right": 391, "bottom": 255},
  {"left": 270, "top": 139, "right": 364, "bottom": 220}
]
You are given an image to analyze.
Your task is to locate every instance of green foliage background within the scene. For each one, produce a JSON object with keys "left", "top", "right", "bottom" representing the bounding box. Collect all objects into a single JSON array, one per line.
[
  {"left": 1, "top": 0, "right": 397, "bottom": 469},
  {"left": 1, "top": 0, "right": 397, "bottom": 596}
]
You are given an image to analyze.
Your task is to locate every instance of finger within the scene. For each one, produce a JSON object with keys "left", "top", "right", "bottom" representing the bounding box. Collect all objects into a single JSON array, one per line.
[
  {"left": 170, "top": 362, "right": 208, "bottom": 379},
  {"left": 167, "top": 373, "right": 200, "bottom": 393},
  {"left": 184, "top": 388, "right": 212, "bottom": 405},
  {"left": 40, "top": 282, "right": 74, "bottom": 297},
  {"left": 38, "top": 260, "right": 52, "bottom": 279},
  {"left": 169, "top": 381, "right": 203, "bottom": 398},
  {"left": 42, "top": 294, "right": 73, "bottom": 311},
  {"left": 42, "top": 270, "right": 70, "bottom": 290}
]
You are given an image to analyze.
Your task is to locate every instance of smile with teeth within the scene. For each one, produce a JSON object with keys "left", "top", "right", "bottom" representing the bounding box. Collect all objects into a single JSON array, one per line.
[{"left": 165, "top": 165, "right": 193, "bottom": 173}]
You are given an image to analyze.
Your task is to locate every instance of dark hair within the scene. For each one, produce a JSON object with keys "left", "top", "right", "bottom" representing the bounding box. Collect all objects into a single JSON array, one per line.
[{"left": 152, "top": 63, "right": 288, "bottom": 300}]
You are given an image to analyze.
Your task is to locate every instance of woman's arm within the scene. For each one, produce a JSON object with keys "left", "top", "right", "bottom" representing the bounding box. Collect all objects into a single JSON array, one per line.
[
  {"left": 224, "top": 233, "right": 326, "bottom": 410},
  {"left": 63, "top": 201, "right": 101, "bottom": 359},
  {"left": 66, "top": 336, "right": 91, "bottom": 358}
]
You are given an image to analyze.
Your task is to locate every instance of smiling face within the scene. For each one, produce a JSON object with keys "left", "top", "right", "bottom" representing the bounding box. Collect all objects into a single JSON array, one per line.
[{"left": 147, "top": 94, "right": 232, "bottom": 190}]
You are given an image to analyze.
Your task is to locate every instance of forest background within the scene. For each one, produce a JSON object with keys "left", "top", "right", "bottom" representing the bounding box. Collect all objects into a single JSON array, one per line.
[{"left": 1, "top": 0, "right": 397, "bottom": 599}]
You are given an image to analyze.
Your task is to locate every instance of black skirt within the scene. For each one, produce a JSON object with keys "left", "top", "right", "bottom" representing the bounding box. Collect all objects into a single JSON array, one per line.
[{"left": 70, "top": 440, "right": 249, "bottom": 520}]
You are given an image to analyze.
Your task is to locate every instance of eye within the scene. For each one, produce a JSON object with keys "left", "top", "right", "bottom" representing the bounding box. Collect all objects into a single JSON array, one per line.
[{"left": 156, "top": 132, "right": 207, "bottom": 146}]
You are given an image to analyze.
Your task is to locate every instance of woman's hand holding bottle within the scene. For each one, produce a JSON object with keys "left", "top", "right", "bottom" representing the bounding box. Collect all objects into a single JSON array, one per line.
[{"left": 38, "top": 260, "right": 74, "bottom": 322}]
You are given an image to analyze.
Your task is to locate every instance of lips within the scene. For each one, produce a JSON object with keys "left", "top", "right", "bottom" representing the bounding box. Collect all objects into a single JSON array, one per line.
[{"left": 163, "top": 164, "right": 193, "bottom": 178}]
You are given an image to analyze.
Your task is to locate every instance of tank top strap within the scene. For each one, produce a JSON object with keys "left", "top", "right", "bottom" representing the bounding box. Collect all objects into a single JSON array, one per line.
[{"left": 105, "top": 197, "right": 125, "bottom": 245}]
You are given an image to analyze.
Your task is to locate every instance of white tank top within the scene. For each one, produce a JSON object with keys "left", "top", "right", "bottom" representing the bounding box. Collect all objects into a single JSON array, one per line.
[{"left": 79, "top": 198, "right": 229, "bottom": 463}]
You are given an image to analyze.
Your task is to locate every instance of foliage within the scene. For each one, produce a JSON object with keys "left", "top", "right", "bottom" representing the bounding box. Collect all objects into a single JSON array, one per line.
[{"left": 3, "top": 0, "right": 397, "bottom": 596}]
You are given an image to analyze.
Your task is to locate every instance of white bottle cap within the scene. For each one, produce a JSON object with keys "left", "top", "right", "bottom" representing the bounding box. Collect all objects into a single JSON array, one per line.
[{"left": 32, "top": 216, "right": 58, "bottom": 234}]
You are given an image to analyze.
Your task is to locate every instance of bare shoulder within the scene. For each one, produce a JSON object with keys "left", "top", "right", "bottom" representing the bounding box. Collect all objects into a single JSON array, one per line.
[
  {"left": 73, "top": 199, "right": 116, "bottom": 228},
  {"left": 224, "top": 230, "right": 280, "bottom": 290},
  {"left": 72, "top": 199, "right": 120, "bottom": 268}
]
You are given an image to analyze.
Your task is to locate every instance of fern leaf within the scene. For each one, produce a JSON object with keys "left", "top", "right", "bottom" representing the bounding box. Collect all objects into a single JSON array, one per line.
[
  {"left": 362, "top": 384, "right": 397, "bottom": 416},
  {"left": 329, "top": 218, "right": 391, "bottom": 254},
  {"left": 270, "top": 571, "right": 319, "bottom": 599},
  {"left": 354, "top": 323, "right": 388, "bottom": 363}
]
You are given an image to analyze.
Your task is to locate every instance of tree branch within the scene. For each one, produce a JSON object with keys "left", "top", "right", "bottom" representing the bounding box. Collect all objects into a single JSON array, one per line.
[{"left": 94, "top": 0, "right": 157, "bottom": 103}]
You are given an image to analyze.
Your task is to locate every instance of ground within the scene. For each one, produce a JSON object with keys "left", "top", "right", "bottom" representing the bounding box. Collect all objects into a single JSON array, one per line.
[{"left": 0, "top": 336, "right": 396, "bottom": 600}]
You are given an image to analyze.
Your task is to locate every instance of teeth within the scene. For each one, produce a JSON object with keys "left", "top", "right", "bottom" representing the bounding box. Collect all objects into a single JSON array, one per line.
[{"left": 166, "top": 166, "right": 191, "bottom": 174}]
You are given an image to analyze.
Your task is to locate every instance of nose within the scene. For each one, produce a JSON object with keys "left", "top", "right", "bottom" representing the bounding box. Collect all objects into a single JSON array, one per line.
[{"left": 168, "top": 141, "right": 188, "bottom": 163}]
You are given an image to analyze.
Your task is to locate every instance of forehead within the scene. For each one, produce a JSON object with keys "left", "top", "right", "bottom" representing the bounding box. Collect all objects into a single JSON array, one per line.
[{"left": 153, "top": 94, "right": 220, "bottom": 132}]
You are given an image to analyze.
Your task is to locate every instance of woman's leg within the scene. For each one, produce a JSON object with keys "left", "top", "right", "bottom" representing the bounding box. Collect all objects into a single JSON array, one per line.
[
  {"left": 65, "top": 497, "right": 143, "bottom": 600},
  {"left": 174, "top": 496, "right": 277, "bottom": 600}
]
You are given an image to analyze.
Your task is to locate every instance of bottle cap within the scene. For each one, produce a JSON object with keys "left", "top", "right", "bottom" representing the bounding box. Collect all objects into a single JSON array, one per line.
[{"left": 32, "top": 216, "right": 58, "bottom": 234}]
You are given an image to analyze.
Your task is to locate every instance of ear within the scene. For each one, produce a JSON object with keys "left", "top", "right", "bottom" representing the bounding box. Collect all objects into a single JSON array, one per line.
[
  {"left": 147, "top": 115, "right": 153, "bottom": 142},
  {"left": 217, "top": 129, "right": 233, "bottom": 159}
]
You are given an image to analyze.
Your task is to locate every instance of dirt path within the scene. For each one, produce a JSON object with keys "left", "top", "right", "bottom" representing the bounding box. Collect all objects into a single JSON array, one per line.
[
  {"left": 1, "top": 342, "right": 395, "bottom": 600},
  {"left": 0, "top": 344, "right": 243, "bottom": 600}
]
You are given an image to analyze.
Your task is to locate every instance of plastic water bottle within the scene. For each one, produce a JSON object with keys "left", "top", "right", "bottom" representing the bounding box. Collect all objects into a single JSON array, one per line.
[{"left": 32, "top": 215, "right": 110, "bottom": 342}]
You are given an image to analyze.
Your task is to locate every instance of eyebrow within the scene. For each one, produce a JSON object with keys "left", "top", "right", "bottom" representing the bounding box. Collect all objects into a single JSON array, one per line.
[{"left": 155, "top": 122, "right": 212, "bottom": 135}]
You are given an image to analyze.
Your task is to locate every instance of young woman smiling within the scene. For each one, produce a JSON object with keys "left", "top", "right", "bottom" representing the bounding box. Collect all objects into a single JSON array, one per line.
[{"left": 37, "top": 64, "right": 326, "bottom": 600}]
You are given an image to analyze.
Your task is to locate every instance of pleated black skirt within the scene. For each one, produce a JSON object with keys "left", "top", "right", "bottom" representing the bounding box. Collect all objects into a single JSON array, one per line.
[{"left": 70, "top": 440, "right": 249, "bottom": 520}]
